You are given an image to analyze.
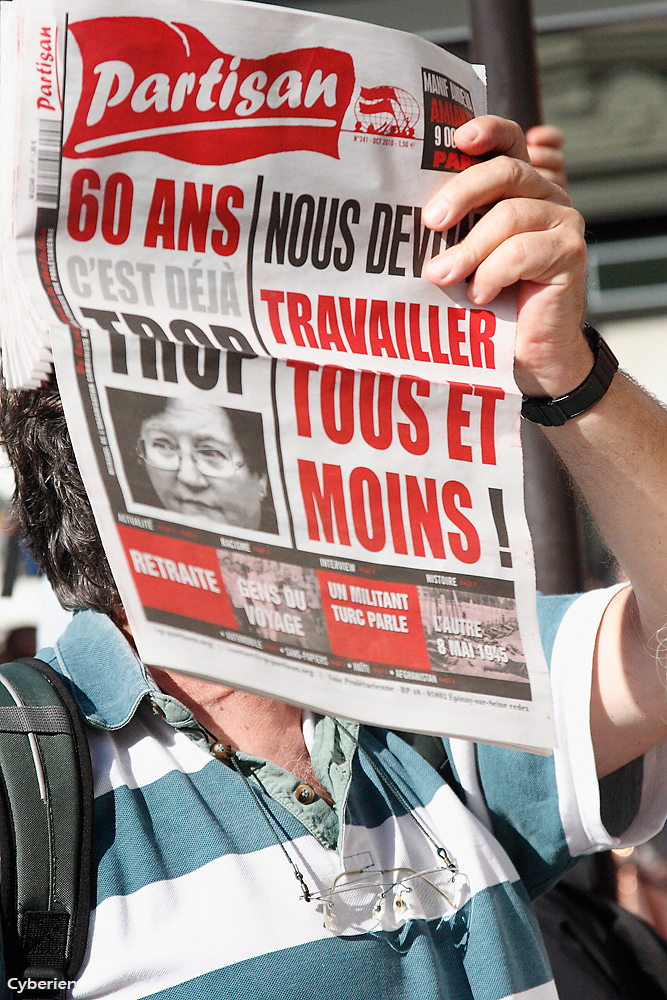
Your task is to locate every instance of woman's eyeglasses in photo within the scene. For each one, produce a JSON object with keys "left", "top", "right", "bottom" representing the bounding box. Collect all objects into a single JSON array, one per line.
[{"left": 137, "top": 435, "right": 246, "bottom": 478}]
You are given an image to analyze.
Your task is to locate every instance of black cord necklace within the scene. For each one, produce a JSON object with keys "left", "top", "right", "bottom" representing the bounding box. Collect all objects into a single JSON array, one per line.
[
  {"left": 208, "top": 732, "right": 457, "bottom": 906},
  {"left": 223, "top": 745, "right": 314, "bottom": 902}
]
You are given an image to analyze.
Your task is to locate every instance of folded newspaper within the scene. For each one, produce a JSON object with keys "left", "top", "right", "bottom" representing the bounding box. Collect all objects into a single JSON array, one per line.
[{"left": 0, "top": 0, "right": 556, "bottom": 751}]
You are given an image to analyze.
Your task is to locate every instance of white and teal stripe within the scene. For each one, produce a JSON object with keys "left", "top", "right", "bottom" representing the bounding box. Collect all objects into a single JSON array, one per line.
[{"left": 23, "top": 590, "right": 667, "bottom": 1000}]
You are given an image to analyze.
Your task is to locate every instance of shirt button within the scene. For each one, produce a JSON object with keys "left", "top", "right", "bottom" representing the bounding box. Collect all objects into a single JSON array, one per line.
[
  {"left": 295, "top": 783, "right": 317, "bottom": 805},
  {"left": 150, "top": 699, "right": 166, "bottom": 719},
  {"left": 211, "top": 742, "right": 234, "bottom": 760}
]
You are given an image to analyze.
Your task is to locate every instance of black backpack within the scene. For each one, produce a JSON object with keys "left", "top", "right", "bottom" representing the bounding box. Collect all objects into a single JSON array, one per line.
[{"left": 0, "top": 657, "right": 93, "bottom": 999}]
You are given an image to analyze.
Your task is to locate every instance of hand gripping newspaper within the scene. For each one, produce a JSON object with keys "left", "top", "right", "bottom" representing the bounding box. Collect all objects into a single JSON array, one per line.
[{"left": 0, "top": 0, "right": 557, "bottom": 751}]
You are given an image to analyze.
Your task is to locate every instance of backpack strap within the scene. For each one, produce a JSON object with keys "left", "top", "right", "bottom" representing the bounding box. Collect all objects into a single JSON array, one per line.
[{"left": 0, "top": 658, "right": 93, "bottom": 999}]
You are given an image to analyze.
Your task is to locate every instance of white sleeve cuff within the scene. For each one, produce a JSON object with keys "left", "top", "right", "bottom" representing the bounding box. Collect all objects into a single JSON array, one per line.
[{"left": 552, "top": 584, "right": 667, "bottom": 856}]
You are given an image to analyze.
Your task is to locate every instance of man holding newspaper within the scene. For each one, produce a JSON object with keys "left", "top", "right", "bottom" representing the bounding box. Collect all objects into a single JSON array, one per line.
[{"left": 1, "top": 111, "right": 667, "bottom": 998}]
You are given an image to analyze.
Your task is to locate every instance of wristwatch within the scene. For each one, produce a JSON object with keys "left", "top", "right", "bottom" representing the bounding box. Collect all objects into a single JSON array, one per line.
[{"left": 520, "top": 324, "right": 619, "bottom": 427}]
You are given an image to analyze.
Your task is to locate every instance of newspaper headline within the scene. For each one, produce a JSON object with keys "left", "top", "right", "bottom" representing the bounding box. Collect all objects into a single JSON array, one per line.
[{"left": 1, "top": 0, "right": 555, "bottom": 748}]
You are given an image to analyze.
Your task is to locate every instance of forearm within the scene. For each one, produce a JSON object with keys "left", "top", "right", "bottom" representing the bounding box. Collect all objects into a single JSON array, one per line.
[
  {"left": 544, "top": 371, "right": 667, "bottom": 640},
  {"left": 543, "top": 371, "right": 667, "bottom": 775}
]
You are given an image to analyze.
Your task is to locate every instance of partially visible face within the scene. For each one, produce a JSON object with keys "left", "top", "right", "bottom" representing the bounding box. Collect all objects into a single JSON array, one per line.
[{"left": 139, "top": 401, "right": 267, "bottom": 530}]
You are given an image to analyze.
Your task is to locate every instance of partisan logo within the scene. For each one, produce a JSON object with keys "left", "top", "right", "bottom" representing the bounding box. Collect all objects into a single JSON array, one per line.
[
  {"left": 62, "top": 18, "right": 355, "bottom": 165},
  {"left": 354, "top": 86, "right": 420, "bottom": 138}
]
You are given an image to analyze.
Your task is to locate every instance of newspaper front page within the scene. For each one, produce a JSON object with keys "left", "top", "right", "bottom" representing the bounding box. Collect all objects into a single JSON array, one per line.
[{"left": 2, "top": 0, "right": 556, "bottom": 749}]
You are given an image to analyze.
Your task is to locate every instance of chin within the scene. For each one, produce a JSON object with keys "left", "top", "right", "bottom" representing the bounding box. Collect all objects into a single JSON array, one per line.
[{"left": 215, "top": 511, "right": 260, "bottom": 531}]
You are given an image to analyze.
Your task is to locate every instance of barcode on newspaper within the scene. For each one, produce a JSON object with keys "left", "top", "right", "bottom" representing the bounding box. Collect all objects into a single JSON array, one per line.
[{"left": 36, "top": 119, "right": 61, "bottom": 206}]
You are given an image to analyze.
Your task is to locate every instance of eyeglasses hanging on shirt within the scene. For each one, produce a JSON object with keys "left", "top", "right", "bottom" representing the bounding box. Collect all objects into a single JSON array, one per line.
[{"left": 211, "top": 736, "right": 471, "bottom": 936}]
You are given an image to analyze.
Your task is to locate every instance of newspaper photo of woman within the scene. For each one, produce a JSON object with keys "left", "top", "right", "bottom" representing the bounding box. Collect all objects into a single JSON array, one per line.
[{"left": 107, "top": 389, "right": 278, "bottom": 533}]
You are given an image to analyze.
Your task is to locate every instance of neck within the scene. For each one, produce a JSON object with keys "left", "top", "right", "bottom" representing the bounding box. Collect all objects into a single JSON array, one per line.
[{"left": 149, "top": 667, "right": 332, "bottom": 804}]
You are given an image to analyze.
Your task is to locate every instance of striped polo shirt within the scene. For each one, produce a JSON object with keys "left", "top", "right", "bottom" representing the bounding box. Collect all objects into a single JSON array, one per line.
[{"left": 27, "top": 586, "right": 667, "bottom": 1000}]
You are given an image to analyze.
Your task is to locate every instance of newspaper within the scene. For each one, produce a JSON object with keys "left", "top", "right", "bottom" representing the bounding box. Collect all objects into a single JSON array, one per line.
[{"left": 0, "top": 0, "right": 556, "bottom": 750}]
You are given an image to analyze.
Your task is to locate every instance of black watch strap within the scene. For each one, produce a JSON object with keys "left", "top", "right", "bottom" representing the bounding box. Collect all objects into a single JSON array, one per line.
[{"left": 520, "top": 324, "right": 619, "bottom": 427}]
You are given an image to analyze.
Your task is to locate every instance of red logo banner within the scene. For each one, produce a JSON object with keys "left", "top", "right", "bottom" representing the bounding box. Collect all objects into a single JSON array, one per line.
[{"left": 63, "top": 18, "right": 356, "bottom": 165}]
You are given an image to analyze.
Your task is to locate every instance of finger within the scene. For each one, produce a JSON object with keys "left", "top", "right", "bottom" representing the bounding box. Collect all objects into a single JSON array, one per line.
[
  {"left": 533, "top": 167, "right": 568, "bottom": 190},
  {"left": 527, "top": 145, "right": 565, "bottom": 173},
  {"left": 527, "top": 145, "right": 568, "bottom": 190},
  {"left": 525, "top": 125, "right": 564, "bottom": 150},
  {"left": 425, "top": 199, "right": 578, "bottom": 286},
  {"left": 526, "top": 126, "right": 568, "bottom": 189},
  {"left": 466, "top": 222, "right": 586, "bottom": 306},
  {"left": 454, "top": 115, "right": 529, "bottom": 161},
  {"left": 422, "top": 154, "right": 570, "bottom": 231}
]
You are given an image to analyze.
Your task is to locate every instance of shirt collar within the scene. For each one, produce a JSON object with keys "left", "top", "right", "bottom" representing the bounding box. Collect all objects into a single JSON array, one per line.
[
  {"left": 40, "top": 612, "right": 361, "bottom": 790},
  {"left": 40, "top": 610, "right": 360, "bottom": 848},
  {"left": 42, "top": 609, "right": 156, "bottom": 729}
]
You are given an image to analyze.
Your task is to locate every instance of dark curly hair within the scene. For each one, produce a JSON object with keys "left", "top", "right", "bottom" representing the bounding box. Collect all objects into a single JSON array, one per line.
[{"left": 0, "top": 378, "right": 125, "bottom": 626}]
